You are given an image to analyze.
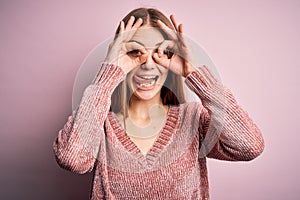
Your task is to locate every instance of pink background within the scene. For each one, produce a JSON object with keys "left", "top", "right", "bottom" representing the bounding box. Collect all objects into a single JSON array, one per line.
[{"left": 1, "top": 0, "right": 299, "bottom": 199}]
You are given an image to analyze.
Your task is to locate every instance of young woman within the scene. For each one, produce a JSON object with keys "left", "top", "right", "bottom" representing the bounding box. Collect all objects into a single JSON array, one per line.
[{"left": 53, "top": 8, "right": 264, "bottom": 199}]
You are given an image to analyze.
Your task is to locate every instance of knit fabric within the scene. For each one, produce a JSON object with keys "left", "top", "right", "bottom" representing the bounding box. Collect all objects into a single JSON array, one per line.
[{"left": 53, "top": 63, "right": 264, "bottom": 199}]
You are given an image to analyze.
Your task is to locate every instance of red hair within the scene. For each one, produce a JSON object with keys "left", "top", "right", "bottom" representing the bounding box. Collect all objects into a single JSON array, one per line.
[{"left": 110, "top": 8, "right": 186, "bottom": 115}]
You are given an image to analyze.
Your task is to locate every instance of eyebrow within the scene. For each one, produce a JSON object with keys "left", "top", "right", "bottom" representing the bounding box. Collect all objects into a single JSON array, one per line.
[{"left": 128, "top": 40, "right": 163, "bottom": 47}]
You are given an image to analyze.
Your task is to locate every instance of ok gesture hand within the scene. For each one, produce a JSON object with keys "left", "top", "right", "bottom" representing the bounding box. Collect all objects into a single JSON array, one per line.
[
  {"left": 153, "top": 15, "right": 196, "bottom": 77},
  {"left": 104, "top": 16, "right": 147, "bottom": 73}
]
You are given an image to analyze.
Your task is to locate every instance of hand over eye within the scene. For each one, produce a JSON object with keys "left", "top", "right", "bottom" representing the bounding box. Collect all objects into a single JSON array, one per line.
[
  {"left": 125, "top": 41, "right": 147, "bottom": 58},
  {"left": 153, "top": 15, "right": 196, "bottom": 77},
  {"left": 104, "top": 16, "right": 147, "bottom": 73}
]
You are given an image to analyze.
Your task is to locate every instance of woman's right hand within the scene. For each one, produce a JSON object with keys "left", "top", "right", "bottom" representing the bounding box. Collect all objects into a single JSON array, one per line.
[{"left": 104, "top": 16, "right": 147, "bottom": 74}]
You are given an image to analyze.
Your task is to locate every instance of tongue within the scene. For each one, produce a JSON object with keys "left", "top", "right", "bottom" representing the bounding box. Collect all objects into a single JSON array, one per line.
[{"left": 134, "top": 75, "right": 155, "bottom": 84}]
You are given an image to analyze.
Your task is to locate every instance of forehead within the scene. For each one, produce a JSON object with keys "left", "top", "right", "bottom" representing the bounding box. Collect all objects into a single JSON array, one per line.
[{"left": 130, "top": 27, "right": 165, "bottom": 48}]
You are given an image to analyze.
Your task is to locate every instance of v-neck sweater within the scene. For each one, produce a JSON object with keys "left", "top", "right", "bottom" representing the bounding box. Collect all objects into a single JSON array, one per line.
[{"left": 53, "top": 63, "right": 264, "bottom": 199}]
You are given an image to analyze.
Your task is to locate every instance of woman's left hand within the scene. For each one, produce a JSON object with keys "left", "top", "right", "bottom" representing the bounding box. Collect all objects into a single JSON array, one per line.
[{"left": 153, "top": 15, "right": 196, "bottom": 77}]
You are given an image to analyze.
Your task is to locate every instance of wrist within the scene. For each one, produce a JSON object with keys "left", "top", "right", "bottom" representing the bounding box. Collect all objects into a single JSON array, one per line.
[{"left": 183, "top": 63, "right": 196, "bottom": 78}]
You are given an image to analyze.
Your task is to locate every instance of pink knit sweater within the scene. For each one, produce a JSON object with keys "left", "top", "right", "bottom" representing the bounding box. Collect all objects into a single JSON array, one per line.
[{"left": 53, "top": 63, "right": 264, "bottom": 199}]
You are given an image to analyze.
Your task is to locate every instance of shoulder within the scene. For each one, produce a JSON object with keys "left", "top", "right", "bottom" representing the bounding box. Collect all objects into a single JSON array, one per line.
[
  {"left": 179, "top": 101, "right": 204, "bottom": 115},
  {"left": 173, "top": 102, "right": 206, "bottom": 123}
]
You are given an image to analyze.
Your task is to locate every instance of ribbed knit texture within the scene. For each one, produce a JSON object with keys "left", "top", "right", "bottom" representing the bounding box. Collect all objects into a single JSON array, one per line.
[{"left": 53, "top": 64, "right": 264, "bottom": 200}]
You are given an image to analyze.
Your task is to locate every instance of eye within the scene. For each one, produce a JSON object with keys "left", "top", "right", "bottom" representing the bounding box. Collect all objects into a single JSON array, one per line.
[
  {"left": 127, "top": 49, "right": 142, "bottom": 57},
  {"left": 163, "top": 48, "right": 174, "bottom": 59}
]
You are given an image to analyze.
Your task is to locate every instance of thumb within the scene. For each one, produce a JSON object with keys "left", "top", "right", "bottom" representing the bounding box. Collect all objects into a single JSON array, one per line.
[
  {"left": 153, "top": 53, "right": 170, "bottom": 69},
  {"left": 130, "top": 53, "right": 148, "bottom": 70},
  {"left": 138, "top": 53, "right": 147, "bottom": 64}
]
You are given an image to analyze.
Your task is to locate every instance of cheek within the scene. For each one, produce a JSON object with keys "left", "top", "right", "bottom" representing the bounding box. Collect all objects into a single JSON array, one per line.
[
  {"left": 157, "top": 71, "right": 169, "bottom": 87},
  {"left": 161, "top": 70, "right": 169, "bottom": 81},
  {"left": 126, "top": 74, "right": 134, "bottom": 89}
]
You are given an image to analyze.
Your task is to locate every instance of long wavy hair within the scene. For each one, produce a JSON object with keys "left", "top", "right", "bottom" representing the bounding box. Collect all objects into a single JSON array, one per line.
[{"left": 110, "top": 8, "right": 186, "bottom": 116}]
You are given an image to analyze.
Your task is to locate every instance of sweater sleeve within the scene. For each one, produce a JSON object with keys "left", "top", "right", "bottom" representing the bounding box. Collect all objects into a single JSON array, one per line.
[
  {"left": 184, "top": 65, "right": 264, "bottom": 161},
  {"left": 53, "top": 63, "right": 126, "bottom": 173}
]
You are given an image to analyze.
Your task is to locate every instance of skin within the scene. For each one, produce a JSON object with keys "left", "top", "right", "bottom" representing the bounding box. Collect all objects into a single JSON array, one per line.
[
  {"left": 126, "top": 27, "right": 169, "bottom": 102},
  {"left": 154, "top": 15, "right": 196, "bottom": 77},
  {"left": 104, "top": 15, "right": 197, "bottom": 154}
]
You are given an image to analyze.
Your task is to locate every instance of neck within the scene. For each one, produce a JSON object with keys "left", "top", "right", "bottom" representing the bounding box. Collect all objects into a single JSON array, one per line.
[{"left": 128, "top": 93, "right": 164, "bottom": 121}]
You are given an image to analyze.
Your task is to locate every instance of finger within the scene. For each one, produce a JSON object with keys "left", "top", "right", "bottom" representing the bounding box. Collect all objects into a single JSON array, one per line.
[
  {"left": 119, "top": 21, "right": 125, "bottom": 33},
  {"left": 153, "top": 52, "right": 170, "bottom": 68},
  {"left": 178, "top": 24, "right": 184, "bottom": 34},
  {"left": 158, "top": 40, "right": 171, "bottom": 54},
  {"left": 157, "top": 19, "right": 177, "bottom": 40},
  {"left": 114, "top": 21, "right": 125, "bottom": 43},
  {"left": 132, "top": 18, "right": 143, "bottom": 29},
  {"left": 170, "top": 15, "right": 185, "bottom": 44},
  {"left": 125, "top": 16, "right": 135, "bottom": 31},
  {"left": 157, "top": 40, "right": 176, "bottom": 57},
  {"left": 177, "top": 24, "right": 185, "bottom": 44},
  {"left": 170, "top": 14, "right": 179, "bottom": 31},
  {"left": 126, "top": 18, "right": 143, "bottom": 39},
  {"left": 137, "top": 53, "right": 148, "bottom": 64}
]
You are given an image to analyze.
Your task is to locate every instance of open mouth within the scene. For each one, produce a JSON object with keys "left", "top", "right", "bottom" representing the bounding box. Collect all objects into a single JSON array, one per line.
[{"left": 133, "top": 75, "right": 159, "bottom": 90}]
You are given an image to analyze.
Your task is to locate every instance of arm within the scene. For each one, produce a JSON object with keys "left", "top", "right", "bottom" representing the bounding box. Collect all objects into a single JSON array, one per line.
[
  {"left": 53, "top": 63, "right": 125, "bottom": 173},
  {"left": 153, "top": 14, "right": 264, "bottom": 161},
  {"left": 185, "top": 65, "right": 265, "bottom": 161},
  {"left": 53, "top": 16, "right": 148, "bottom": 174}
]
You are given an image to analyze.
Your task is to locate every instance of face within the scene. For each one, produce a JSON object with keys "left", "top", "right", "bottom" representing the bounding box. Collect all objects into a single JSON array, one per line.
[{"left": 126, "top": 26, "right": 169, "bottom": 101}]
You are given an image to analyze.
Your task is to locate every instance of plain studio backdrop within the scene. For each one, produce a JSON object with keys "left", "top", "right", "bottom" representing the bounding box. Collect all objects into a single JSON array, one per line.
[{"left": 0, "top": 0, "right": 299, "bottom": 199}]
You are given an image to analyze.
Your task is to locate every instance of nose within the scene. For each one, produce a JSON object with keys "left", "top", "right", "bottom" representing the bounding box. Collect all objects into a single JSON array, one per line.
[{"left": 140, "top": 49, "right": 156, "bottom": 70}]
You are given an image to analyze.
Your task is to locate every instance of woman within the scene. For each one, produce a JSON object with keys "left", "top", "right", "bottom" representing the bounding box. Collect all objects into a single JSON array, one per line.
[{"left": 53, "top": 8, "right": 264, "bottom": 199}]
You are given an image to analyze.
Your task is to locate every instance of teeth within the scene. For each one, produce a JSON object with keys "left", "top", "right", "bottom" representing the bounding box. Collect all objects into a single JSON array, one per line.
[
  {"left": 139, "top": 75, "right": 157, "bottom": 79},
  {"left": 139, "top": 79, "right": 155, "bottom": 88}
]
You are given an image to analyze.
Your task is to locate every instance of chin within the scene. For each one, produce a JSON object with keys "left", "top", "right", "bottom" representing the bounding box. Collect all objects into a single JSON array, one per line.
[{"left": 132, "top": 88, "right": 161, "bottom": 101}]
